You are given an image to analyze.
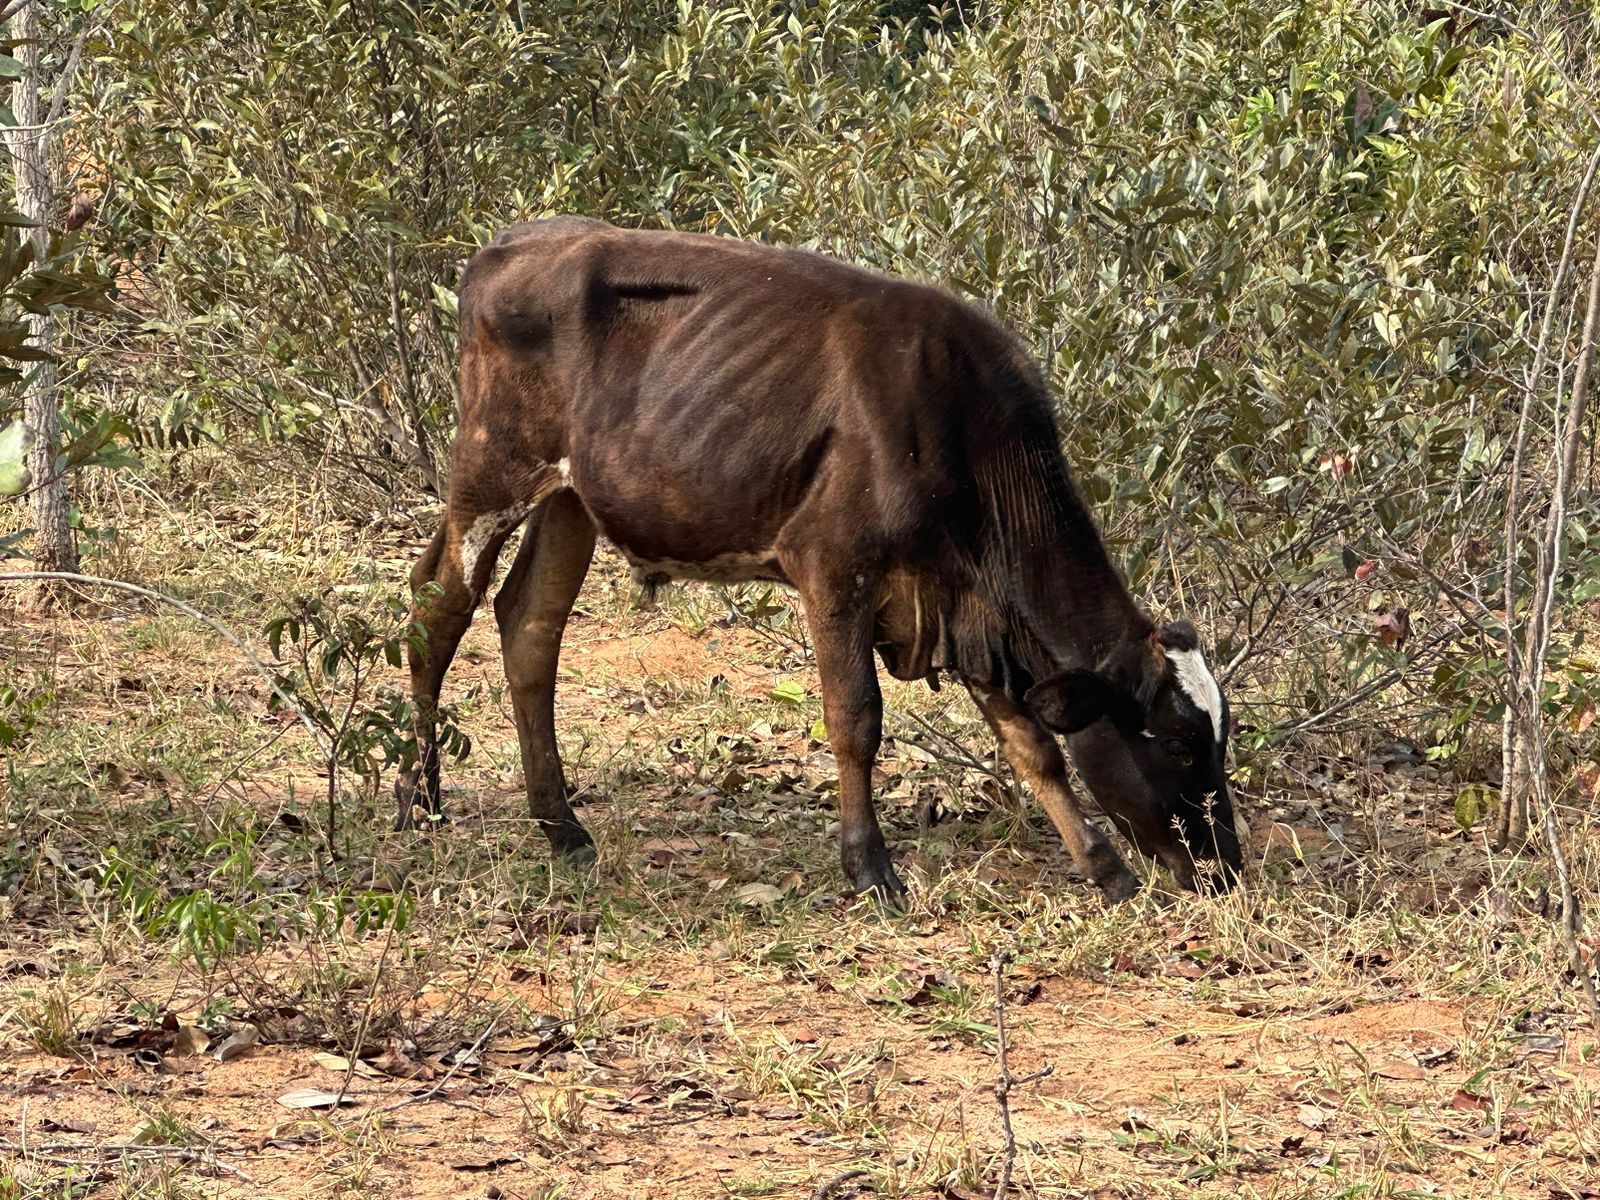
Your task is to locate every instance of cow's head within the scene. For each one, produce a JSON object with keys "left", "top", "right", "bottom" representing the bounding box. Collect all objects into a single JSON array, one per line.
[{"left": 1024, "top": 620, "right": 1242, "bottom": 892}]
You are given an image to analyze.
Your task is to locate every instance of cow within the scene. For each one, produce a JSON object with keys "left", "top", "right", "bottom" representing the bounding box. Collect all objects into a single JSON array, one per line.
[{"left": 396, "top": 216, "right": 1243, "bottom": 907}]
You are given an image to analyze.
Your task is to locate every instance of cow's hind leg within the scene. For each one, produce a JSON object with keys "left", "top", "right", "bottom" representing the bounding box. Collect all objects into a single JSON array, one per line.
[
  {"left": 967, "top": 684, "right": 1141, "bottom": 903},
  {"left": 791, "top": 568, "right": 907, "bottom": 910},
  {"left": 396, "top": 503, "right": 524, "bottom": 830},
  {"left": 493, "top": 489, "right": 597, "bottom": 860}
]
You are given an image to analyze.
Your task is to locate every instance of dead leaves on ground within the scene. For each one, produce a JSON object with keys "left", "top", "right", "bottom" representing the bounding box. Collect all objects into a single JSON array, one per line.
[{"left": 55, "top": 1002, "right": 581, "bottom": 1115}]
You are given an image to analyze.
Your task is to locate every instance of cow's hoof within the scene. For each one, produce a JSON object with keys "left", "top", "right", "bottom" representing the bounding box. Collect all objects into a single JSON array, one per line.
[
  {"left": 1098, "top": 869, "right": 1142, "bottom": 905},
  {"left": 852, "top": 867, "right": 909, "bottom": 915},
  {"left": 553, "top": 841, "right": 598, "bottom": 869},
  {"left": 394, "top": 807, "right": 448, "bottom": 833},
  {"left": 393, "top": 770, "right": 447, "bottom": 832}
]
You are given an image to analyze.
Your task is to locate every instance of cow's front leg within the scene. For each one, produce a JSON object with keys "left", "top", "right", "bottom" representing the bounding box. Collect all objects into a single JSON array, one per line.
[
  {"left": 968, "top": 683, "right": 1142, "bottom": 903},
  {"left": 493, "top": 490, "right": 598, "bottom": 863},
  {"left": 801, "top": 578, "right": 907, "bottom": 910}
]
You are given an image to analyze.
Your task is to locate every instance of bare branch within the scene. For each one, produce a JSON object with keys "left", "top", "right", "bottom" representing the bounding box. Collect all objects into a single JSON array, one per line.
[
  {"left": 0, "top": 570, "right": 332, "bottom": 757},
  {"left": 991, "top": 948, "right": 1051, "bottom": 1200},
  {"left": 1499, "top": 139, "right": 1600, "bottom": 846},
  {"left": 42, "top": 19, "right": 91, "bottom": 132},
  {"left": 811, "top": 1169, "right": 871, "bottom": 1200}
]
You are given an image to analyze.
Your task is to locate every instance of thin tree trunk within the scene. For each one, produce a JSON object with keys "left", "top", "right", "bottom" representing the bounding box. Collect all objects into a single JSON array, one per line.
[
  {"left": 1506, "top": 234, "right": 1600, "bottom": 855},
  {"left": 1498, "top": 142, "right": 1600, "bottom": 848},
  {"left": 5, "top": 0, "right": 75, "bottom": 589},
  {"left": 1517, "top": 235, "right": 1600, "bottom": 1035}
]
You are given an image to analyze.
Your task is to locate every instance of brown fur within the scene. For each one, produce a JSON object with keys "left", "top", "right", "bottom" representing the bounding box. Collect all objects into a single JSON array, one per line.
[{"left": 398, "top": 217, "right": 1240, "bottom": 904}]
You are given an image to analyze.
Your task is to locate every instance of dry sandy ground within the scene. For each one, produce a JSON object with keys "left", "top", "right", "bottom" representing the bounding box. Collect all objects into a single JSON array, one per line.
[{"left": 3, "top": 573, "right": 1597, "bottom": 1199}]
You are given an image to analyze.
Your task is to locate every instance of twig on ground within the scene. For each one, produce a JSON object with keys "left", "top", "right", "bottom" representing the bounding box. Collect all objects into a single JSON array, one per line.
[
  {"left": 990, "top": 949, "right": 1052, "bottom": 1200},
  {"left": 0, "top": 1143, "right": 258, "bottom": 1182},
  {"left": 811, "top": 1168, "right": 871, "bottom": 1200},
  {"left": 0, "top": 570, "right": 332, "bottom": 757},
  {"left": 901, "top": 711, "right": 1015, "bottom": 799},
  {"left": 333, "top": 881, "right": 410, "bottom": 1108},
  {"left": 380, "top": 1014, "right": 502, "bottom": 1113}
]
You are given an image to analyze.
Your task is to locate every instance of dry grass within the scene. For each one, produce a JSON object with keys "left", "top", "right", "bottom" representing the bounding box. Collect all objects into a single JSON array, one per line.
[{"left": 1, "top": 467, "right": 1597, "bottom": 1199}]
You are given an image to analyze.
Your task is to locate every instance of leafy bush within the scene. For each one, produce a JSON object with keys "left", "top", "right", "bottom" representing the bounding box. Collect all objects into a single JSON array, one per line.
[
  {"left": 265, "top": 588, "right": 469, "bottom": 851},
  {"left": 64, "top": 0, "right": 1600, "bottom": 757}
]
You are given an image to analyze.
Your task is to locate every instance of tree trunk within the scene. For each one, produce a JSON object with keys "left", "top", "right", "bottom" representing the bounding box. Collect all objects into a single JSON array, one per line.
[
  {"left": 1497, "top": 144, "right": 1600, "bottom": 850},
  {"left": 6, "top": 0, "right": 75, "bottom": 587}
]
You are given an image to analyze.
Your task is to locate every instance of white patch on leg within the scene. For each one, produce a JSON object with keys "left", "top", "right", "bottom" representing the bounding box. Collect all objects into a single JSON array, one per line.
[
  {"left": 1166, "top": 648, "right": 1224, "bottom": 742},
  {"left": 459, "top": 506, "right": 530, "bottom": 586},
  {"left": 556, "top": 457, "right": 572, "bottom": 486}
]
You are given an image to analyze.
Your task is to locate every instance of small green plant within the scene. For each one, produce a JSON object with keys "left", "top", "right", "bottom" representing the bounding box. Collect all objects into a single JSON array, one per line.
[
  {"left": 97, "top": 843, "right": 413, "bottom": 969},
  {"left": 130, "top": 1105, "right": 199, "bottom": 1147},
  {"left": 266, "top": 587, "right": 468, "bottom": 856},
  {"left": 6, "top": 983, "right": 79, "bottom": 1057},
  {"left": 0, "top": 1168, "right": 99, "bottom": 1199},
  {"left": 0, "top": 683, "right": 50, "bottom": 752}
]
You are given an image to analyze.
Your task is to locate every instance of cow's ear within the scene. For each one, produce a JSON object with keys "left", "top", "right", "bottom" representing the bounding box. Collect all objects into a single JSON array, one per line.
[{"left": 1026, "top": 670, "right": 1125, "bottom": 734}]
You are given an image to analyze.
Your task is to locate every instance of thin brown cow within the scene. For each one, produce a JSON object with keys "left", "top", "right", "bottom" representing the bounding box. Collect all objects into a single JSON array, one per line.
[{"left": 398, "top": 216, "right": 1242, "bottom": 905}]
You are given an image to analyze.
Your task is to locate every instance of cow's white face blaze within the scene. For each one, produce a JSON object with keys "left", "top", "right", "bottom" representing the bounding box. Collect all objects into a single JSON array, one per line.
[
  {"left": 1022, "top": 620, "right": 1242, "bottom": 891},
  {"left": 1165, "top": 647, "right": 1223, "bottom": 741}
]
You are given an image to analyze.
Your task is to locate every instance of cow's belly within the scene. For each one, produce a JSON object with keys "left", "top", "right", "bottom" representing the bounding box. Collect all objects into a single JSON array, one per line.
[
  {"left": 615, "top": 546, "right": 789, "bottom": 588},
  {"left": 566, "top": 464, "right": 795, "bottom": 589},
  {"left": 562, "top": 392, "right": 824, "bottom": 588}
]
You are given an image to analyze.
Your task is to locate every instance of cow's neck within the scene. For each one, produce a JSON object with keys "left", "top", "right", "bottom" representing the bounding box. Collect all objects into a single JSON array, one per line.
[{"left": 980, "top": 438, "right": 1151, "bottom": 682}]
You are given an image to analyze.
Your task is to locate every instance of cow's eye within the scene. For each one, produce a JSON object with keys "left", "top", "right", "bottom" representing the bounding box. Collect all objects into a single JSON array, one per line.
[{"left": 1162, "top": 738, "right": 1194, "bottom": 767}]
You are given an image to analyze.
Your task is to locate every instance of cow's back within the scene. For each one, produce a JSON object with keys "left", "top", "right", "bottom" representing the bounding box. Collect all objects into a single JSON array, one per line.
[{"left": 454, "top": 218, "right": 1059, "bottom": 585}]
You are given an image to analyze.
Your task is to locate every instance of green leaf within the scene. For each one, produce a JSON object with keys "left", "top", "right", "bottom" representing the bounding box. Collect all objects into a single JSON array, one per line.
[
  {"left": 1454, "top": 786, "right": 1495, "bottom": 832},
  {"left": 769, "top": 679, "right": 808, "bottom": 707},
  {"left": 0, "top": 419, "right": 31, "bottom": 496}
]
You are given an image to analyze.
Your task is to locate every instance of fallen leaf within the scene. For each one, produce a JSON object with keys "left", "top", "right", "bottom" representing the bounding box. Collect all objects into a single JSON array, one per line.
[
  {"left": 1297, "top": 1104, "right": 1332, "bottom": 1130},
  {"left": 1006, "top": 981, "right": 1043, "bottom": 1006},
  {"left": 1451, "top": 1088, "right": 1492, "bottom": 1113},
  {"left": 172, "top": 1026, "right": 211, "bottom": 1057},
  {"left": 213, "top": 1026, "right": 259, "bottom": 1063},
  {"left": 1373, "top": 608, "right": 1411, "bottom": 649},
  {"left": 39, "top": 1117, "right": 98, "bottom": 1134},
  {"left": 313, "top": 1051, "right": 383, "bottom": 1078},
  {"left": 735, "top": 882, "right": 784, "bottom": 907},
  {"left": 450, "top": 1154, "right": 524, "bottom": 1172},
  {"left": 1376, "top": 1058, "right": 1425, "bottom": 1081},
  {"left": 277, "top": 1088, "right": 357, "bottom": 1110}
]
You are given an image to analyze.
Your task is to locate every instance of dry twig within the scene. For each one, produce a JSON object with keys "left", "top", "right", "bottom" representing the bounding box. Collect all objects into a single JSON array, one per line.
[
  {"left": 0, "top": 570, "right": 331, "bottom": 755},
  {"left": 990, "top": 949, "right": 1052, "bottom": 1200},
  {"left": 380, "top": 1014, "right": 502, "bottom": 1114},
  {"left": 811, "top": 1168, "right": 871, "bottom": 1199}
]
